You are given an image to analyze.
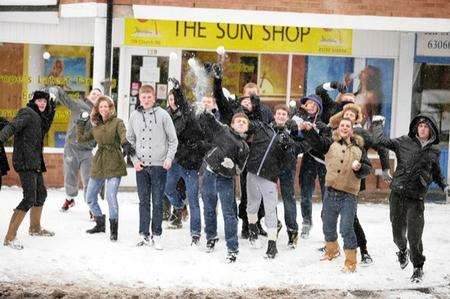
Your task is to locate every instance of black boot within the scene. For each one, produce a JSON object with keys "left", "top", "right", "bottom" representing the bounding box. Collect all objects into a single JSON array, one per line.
[
  {"left": 110, "top": 218, "right": 118, "bottom": 241},
  {"left": 287, "top": 230, "right": 298, "bottom": 249},
  {"left": 266, "top": 240, "right": 278, "bottom": 259},
  {"left": 360, "top": 248, "right": 373, "bottom": 265},
  {"left": 241, "top": 221, "right": 249, "bottom": 239},
  {"left": 396, "top": 249, "right": 410, "bottom": 269},
  {"left": 256, "top": 221, "right": 267, "bottom": 237},
  {"left": 249, "top": 223, "right": 261, "bottom": 248},
  {"left": 410, "top": 267, "right": 424, "bottom": 283},
  {"left": 86, "top": 215, "right": 105, "bottom": 234},
  {"left": 206, "top": 238, "right": 219, "bottom": 253}
]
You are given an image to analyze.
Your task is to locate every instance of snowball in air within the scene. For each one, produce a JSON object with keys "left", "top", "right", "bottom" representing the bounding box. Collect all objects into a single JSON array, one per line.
[
  {"left": 187, "top": 58, "right": 196, "bottom": 68},
  {"left": 216, "top": 46, "right": 225, "bottom": 56},
  {"left": 169, "top": 52, "right": 178, "bottom": 61},
  {"left": 43, "top": 52, "right": 51, "bottom": 60}
]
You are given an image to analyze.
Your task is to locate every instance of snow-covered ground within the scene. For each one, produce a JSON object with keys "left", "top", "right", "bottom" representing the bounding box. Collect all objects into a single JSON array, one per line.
[{"left": 0, "top": 187, "right": 449, "bottom": 297}]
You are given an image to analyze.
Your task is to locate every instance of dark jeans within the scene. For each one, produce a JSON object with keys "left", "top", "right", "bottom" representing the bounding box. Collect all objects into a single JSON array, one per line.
[
  {"left": 279, "top": 168, "right": 298, "bottom": 232},
  {"left": 299, "top": 155, "right": 326, "bottom": 226},
  {"left": 322, "top": 187, "right": 358, "bottom": 250},
  {"left": 390, "top": 191, "right": 426, "bottom": 268},
  {"left": 17, "top": 171, "right": 47, "bottom": 212},
  {"left": 165, "top": 161, "right": 201, "bottom": 236},
  {"left": 136, "top": 166, "right": 167, "bottom": 237},
  {"left": 354, "top": 214, "right": 368, "bottom": 253},
  {"left": 238, "top": 168, "right": 264, "bottom": 225},
  {"left": 202, "top": 169, "right": 238, "bottom": 252}
]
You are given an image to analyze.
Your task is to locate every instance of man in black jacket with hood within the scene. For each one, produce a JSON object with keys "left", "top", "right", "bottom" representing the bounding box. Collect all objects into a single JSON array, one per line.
[
  {"left": 372, "top": 113, "right": 448, "bottom": 283},
  {"left": 0, "top": 90, "right": 56, "bottom": 250}
]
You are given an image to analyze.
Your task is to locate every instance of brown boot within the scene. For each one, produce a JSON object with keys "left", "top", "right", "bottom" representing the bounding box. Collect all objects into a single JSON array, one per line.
[
  {"left": 342, "top": 249, "right": 357, "bottom": 272},
  {"left": 4, "top": 209, "right": 27, "bottom": 249},
  {"left": 29, "top": 206, "right": 55, "bottom": 237},
  {"left": 321, "top": 241, "right": 340, "bottom": 260}
]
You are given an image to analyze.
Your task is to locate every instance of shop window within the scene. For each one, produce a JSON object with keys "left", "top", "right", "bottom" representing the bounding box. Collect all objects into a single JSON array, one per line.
[
  {"left": 290, "top": 55, "right": 307, "bottom": 100},
  {"left": 258, "top": 54, "right": 288, "bottom": 107},
  {"left": 0, "top": 43, "right": 94, "bottom": 148}
]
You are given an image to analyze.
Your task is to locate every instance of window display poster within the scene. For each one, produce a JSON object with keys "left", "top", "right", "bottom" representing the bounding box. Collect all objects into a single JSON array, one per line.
[
  {"left": 44, "top": 56, "right": 87, "bottom": 92},
  {"left": 156, "top": 83, "right": 167, "bottom": 100}
]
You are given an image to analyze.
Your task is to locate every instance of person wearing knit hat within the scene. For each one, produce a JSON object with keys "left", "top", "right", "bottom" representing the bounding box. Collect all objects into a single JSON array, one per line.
[
  {"left": 327, "top": 103, "right": 392, "bottom": 265},
  {"left": 0, "top": 89, "right": 56, "bottom": 250},
  {"left": 372, "top": 113, "right": 448, "bottom": 283}
]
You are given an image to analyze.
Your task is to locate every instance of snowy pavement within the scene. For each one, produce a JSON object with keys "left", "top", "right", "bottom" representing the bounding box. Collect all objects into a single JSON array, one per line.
[{"left": 1, "top": 187, "right": 449, "bottom": 296}]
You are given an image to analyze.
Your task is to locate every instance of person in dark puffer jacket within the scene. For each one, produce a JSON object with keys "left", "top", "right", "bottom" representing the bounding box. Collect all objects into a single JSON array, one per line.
[
  {"left": 372, "top": 113, "right": 448, "bottom": 283},
  {"left": 0, "top": 117, "right": 10, "bottom": 190},
  {"left": 164, "top": 78, "right": 209, "bottom": 245},
  {"left": 1, "top": 90, "right": 56, "bottom": 250}
]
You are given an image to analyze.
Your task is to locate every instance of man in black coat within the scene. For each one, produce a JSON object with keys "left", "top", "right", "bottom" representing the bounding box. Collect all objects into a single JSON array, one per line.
[
  {"left": 372, "top": 113, "right": 448, "bottom": 283},
  {"left": 0, "top": 90, "right": 56, "bottom": 250},
  {"left": 0, "top": 117, "right": 10, "bottom": 190}
]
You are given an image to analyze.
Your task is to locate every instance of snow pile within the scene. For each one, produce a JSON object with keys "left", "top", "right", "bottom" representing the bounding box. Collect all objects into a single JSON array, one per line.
[{"left": 0, "top": 187, "right": 449, "bottom": 292}]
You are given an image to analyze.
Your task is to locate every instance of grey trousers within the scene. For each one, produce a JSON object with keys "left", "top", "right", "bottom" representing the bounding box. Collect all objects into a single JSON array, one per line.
[
  {"left": 63, "top": 144, "right": 92, "bottom": 200},
  {"left": 246, "top": 172, "right": 278, "bottom": 240}
]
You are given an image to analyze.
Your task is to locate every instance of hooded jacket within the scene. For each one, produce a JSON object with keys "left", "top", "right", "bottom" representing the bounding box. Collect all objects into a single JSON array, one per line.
[
  {"left": 305, "top": 128, "right": 372, "bottom": 195},
  {"left": 203, "top": 112, "right": 249, "bottom": 178},
  {"left": 77, "top": 105, "right": 127, "bottom": 179},
  {"left": 127, "top": 104, "right": 178, "bottom": 167},
  {"left": 168, "top": 88, "right": 209, "bottom": 171},
  {"left": 0, "top": 93, "right": 55, "bottom": 173},
  {"left": 372, "top": 113, "right": 447, "bottom": 198}
]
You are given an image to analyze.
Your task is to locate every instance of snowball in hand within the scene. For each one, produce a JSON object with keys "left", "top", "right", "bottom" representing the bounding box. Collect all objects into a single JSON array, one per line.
[
  {"left": 43, "top": 52, "right": 51, "bottom": 60},
  {"left": 216, "top": 46, "right": 226, "bottom": 56},
  {"left": 289, "top": 100, "right": 297, "bottom": 108},
  {"left": 352, "top": 160, "right": 360, "bottom": 169},
  {"left": 169, "top": 52, "right": 178, "bottom": 61}
]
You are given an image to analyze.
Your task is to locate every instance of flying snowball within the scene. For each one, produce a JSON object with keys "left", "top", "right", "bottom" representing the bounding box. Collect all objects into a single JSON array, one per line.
[
  {"left": 43, "top": 52, "right": 51, "bottom": 60},
  {"left": 188, "top": 58, "right": 196, "bottom": 68},
  {"left": 216, "top": 46, "right": 226, "bottom": 56}
]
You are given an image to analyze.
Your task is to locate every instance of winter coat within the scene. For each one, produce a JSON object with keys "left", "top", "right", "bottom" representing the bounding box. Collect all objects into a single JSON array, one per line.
[
  {"left": 372, "top": 113, "right": 447, "bottom": 198},
  {"left": 203, "top": 112, "right": 249, "bottom": 178},
  {"left": 126, "top": 105, "right": 178, "bottom": 167},
  {"left": 53, "top": 86, "right": 96, "bottom": 151},
  {"left": 0, "top": 100, "right": 55, "bottom": 173},
  {"left": 305, "top": 129, "right": 372, "bottom": 195},
  {"left": 168, "top": 88, "right": 209, "bottom": 171},
  {"left": 272, "top": 120, "right": 302, "bottom": 171},
  {"left": 77, "top": 110, "right": 127, "bottom": 180},
  {"left": 0, "top": 117, "right": 10, "bottom": 176},
  {"left": 246, "top": 120, "right": 294, "bottom": 182},
  {"left": 213, "top": 77, "right": 274, "bottom": 125}
]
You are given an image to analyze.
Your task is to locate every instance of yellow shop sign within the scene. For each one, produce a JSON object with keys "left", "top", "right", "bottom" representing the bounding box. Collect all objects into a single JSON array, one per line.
[{"left": 124, "top": 19, "right": 352, "bottom": 55}]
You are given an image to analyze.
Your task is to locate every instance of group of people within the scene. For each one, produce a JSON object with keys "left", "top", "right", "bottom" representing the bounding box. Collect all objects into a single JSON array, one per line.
[{"left": 0, "top": 62, "right": 447, "bottom": 283}]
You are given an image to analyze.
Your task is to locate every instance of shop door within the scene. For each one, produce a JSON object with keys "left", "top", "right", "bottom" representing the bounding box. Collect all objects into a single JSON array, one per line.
[{"left": 118, "top": 46, "right": 182, "bottom": 187}]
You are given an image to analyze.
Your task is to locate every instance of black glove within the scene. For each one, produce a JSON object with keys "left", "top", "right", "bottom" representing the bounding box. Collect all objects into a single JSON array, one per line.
[
  {"left": 122, "top": 141, "right": 135, "bottom": 158},
  {"left": 168, "top": 77, "right": 180, "bottom": 90},
  {"left": 212, "top": 63, "right": 223, "bottom": 79},
  {"left": 330, "top": 81, "right": 347, "bottom": 93}
]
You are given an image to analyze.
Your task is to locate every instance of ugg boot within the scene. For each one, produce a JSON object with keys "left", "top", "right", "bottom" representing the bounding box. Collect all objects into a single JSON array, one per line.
[
  {"left": 109, "top": 218, "right": 118, "bottom": 241},
  {"left": 86, "top": 215, "right": 106, "bottom": 234},
  {"left": 321, "top": 241, "right": 340, "bottom": 260},
  {"left": 342, "top": 249, "right": 357, "bottom": 272},
  {"left": 29, "top": 206, "right": 55, "bottom": 236},
  {"left": 4, "top": 209, "right": 27, "bottom": 249}
]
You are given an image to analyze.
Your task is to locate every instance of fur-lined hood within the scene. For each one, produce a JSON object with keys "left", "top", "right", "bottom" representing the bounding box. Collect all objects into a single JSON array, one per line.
[
  {"left": 332, "top": 129, "right": 365, "bottom": 149},
  {"left": 329, "top": 103, "right": 364, "bottom": 129}
]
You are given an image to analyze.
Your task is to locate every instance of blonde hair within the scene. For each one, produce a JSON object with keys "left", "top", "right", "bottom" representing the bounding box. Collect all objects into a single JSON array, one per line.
[
  {"left": 243, "top": 82, "right": 259, "bottom": 94},
  {"left": 139, "top": 84, "right": 155, "bottom": 95}
]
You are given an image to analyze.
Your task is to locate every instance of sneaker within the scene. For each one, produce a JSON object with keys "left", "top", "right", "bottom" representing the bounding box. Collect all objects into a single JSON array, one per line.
[
  {"left": 410, "top": 267, "right": 424, "bottom": 283},
  {"left": 361, "top": 253, "right": 374, "bottom": 266},
  {"left": 206, "top": 238, "right": 219, "bottom": 252},
  {"left": 4, "top": 238, "right": 24, "bottom": 250},
  {"left": 226, "top": 251, "right": 238, "bottom": 263},
  {"left": 287, "top": 230, "right": 298, "bottom": 249},
  {"left": 191, "top": 236, "right": 200, "bottom": 246},
  {"left": 397, "top": 249, "right": 410, "bottom": 269},
  {"left": 152, "top": 235, "right": 163, "bottom": 250},
  {"left": 136, "top": 235, "right": 151, "bottom": 247},
  {"left": 300, "top": 225, "right": 311, "bottom": 239},
  {"left": 265, "top": 240, "right": 278, "bottom": 259},
  {"left": 249, "top": 223, "right": 262, "bottom": 249},
  {"left": 60, "top": 199, "right": 75, "bottom": 212}
]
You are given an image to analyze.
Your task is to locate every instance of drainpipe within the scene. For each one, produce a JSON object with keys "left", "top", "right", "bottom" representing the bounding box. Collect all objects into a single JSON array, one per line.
[{"left": 103, "top": 0, "right": 113, "bottom": 96}]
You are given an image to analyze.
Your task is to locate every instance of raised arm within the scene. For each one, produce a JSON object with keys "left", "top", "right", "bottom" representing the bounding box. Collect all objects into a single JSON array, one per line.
[{"left": 371, "top": 118, "right": 399, "bottom": 151}]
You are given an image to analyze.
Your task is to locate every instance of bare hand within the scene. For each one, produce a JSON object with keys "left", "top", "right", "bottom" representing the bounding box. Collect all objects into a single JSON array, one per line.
[
  {"left": 134, "top": 161, "right": 144, "bottom": 172},
  {"left": 163, "top": 159, "right": 172, "bottom": 170}
]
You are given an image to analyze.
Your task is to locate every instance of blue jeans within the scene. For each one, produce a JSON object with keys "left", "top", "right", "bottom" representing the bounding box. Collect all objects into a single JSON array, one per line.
[
  {"left": 86, "top": 177, "right": 121, "bottom": 220},
  {"left": 136, "top": 166, "right": 167, "bottom": 237},
  {"left": 322, "top": 187, "right": 358, "bottom": 250},
  {"left": 202, "top": 169, "right": 238, "bottom": 252},
  {"left": 165, "top": 161, "right": 201, "bottom": 236},
  {"left": 299, "top": 155, "right": 326, "bottom": 226},
  {"left": 279, "top": 168, "right": 298, "bottom": 232}
]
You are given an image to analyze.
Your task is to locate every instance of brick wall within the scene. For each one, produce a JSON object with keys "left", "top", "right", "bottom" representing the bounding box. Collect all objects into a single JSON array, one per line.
[{"left": 60, "top": 0, "right": 450, "bottom": 19}]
